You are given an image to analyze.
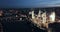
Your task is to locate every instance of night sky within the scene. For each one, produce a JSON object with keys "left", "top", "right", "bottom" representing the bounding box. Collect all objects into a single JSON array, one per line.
[{"left": 0, "top": 0, "right": 60, "bottom": 8}]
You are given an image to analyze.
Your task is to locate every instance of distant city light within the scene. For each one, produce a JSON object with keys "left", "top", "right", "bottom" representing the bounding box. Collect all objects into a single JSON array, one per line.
[
  {"left": 16, "top": 15, "right": 18, "bottom": 17},
  {"left": 29, "top": 11, "right": 32, "bottom": 14},
  {"left": 0, "top": 13, "right": 2, "bottom": 16},
  {"left": 20, "top": 18, "right": 22, "bottom": 20},
  {"left": 0, "top": 11, "right": 3, "bottom": 16}
]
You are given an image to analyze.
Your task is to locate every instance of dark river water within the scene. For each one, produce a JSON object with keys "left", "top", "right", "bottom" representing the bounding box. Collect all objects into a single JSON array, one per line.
[
  {"left": 1, "top": 19, "right": 47, "bottom": 32},
  {"left": 1, "top": 19, "right": 60, "bottom": 32}
]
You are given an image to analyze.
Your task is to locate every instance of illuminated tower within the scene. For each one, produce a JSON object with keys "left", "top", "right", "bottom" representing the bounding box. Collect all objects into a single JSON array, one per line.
[
  {"left": 49, "top": 12, "right": 55, "bottom": 23},
  {"left": 42, "top": 12, "right": 46, "bottom": 23},
  {"left": 32, "top": 11, "right": 35, "bottom": 19},
  {"left": 37, "top": 10, "right": 41, "bottom": 17}
]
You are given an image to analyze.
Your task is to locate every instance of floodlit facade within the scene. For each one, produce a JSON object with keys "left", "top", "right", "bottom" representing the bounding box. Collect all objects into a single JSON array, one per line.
[
  {"left": 31, "top": 10, "right": 56, "bottom": 30},
  {"left": 49, "top": 12, "right": 55, "bottom": 23}
]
